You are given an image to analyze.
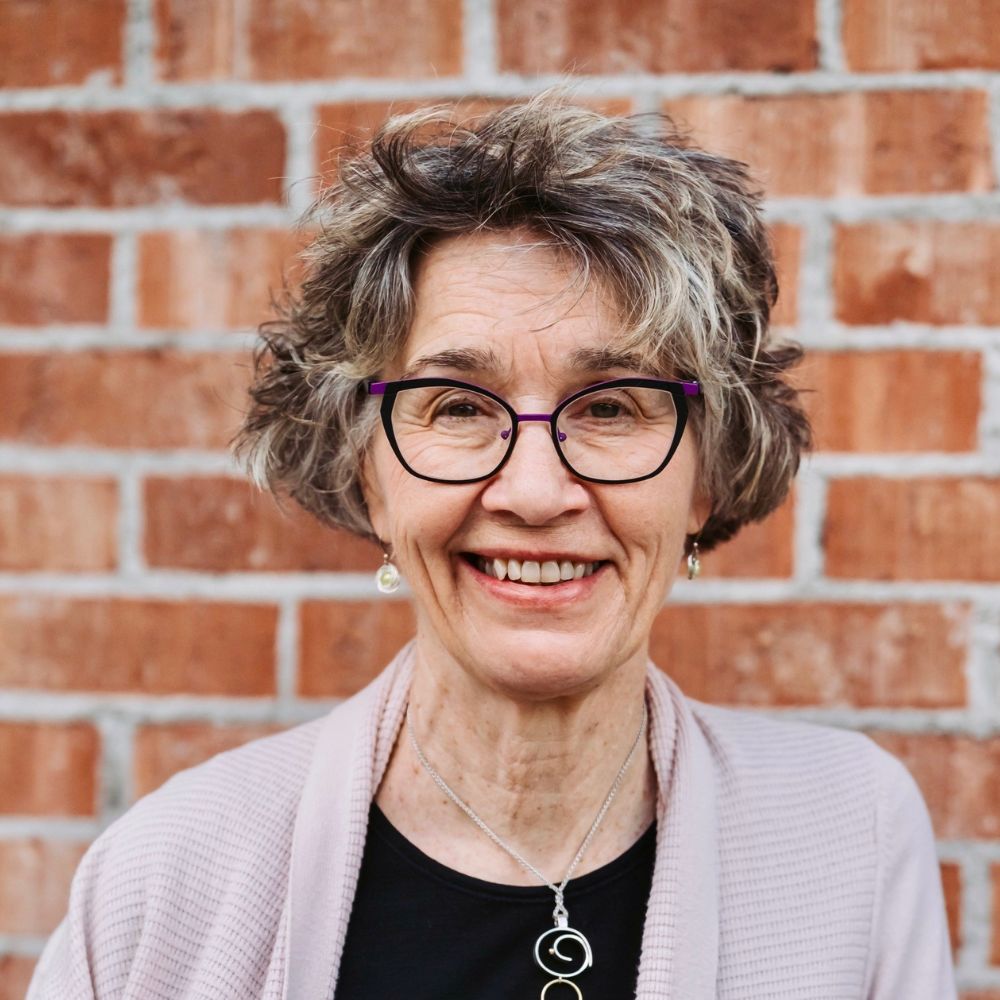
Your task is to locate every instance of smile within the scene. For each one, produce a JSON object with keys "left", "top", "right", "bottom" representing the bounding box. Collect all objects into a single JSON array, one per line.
[{"left": 464, "top": 554, "right": 605, "bottom": 585}]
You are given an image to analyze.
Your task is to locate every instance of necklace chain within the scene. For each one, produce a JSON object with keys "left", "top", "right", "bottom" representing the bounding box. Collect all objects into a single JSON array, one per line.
[{"left": 406, "top": 701, "right": 648, "bottom": 925}]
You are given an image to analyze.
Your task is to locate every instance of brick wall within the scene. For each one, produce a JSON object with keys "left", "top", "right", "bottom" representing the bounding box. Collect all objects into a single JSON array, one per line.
[{"left": 1, "top": 1, "right": 998, "bottom": 996}]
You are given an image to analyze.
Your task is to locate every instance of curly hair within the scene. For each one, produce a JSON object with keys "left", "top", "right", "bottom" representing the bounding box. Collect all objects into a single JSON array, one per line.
[{"left": 233, "top": 92, "right": 811, "bottom": 554}]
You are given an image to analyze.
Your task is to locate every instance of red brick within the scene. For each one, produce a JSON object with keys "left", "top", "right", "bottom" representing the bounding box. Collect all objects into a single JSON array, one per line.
[
  {"left": 0, "top": 0, "right": 124, "bottom": 87},
  {"left": 0, "top": 597, "right": 276, "bottom": 696},
  {"left": 692, "top": 492, "right": 794, "bottom": 578},
  {"left": 867, "top": 732, "right": 1000, "bottom": 839},
  {"left": 498, "top": 0, "right": 816, "bottom": 73},
  {"left": 0, "top": 722, "right": 99, "bottom": 816},
  {"left": 155, "top": 0, "right": 462, "bottom": 81},
  {"left": 992, "top": 863, "right": 1000, "bottom": 965},
  {"left": 962, "top": 993, "right": 1000, "bottom": 1000},
  {"left": 144, "top": 476, "right": 380, "bottom": 572},
  {"left": 133, "top": 721, "right": 284, "bottom": 798},
  {"left": 0, "top": 476, "right": 117, "bottom": 572},
  {"left": 0, "top": 110, "right": 284, "bottom": 207},
  {"left": 0, "top": 839, "right": 87, "bottom": 934},
  {"left": 138, "top": 229, "right": 306, "bottom": 331},
  {"left": 651, "top": 602, "right": 967, "bottom": 708},
  {"left": 0, "top": 955, "right": 37, "bottom": 1000},
  {"left": 666, "top": 91, "right": 993, "bottom": 197},
  {"left": 941, "top": 861, "right": 961, "bottom": 956},
  {"left": 769, "top": 223, "right": 800, "bottom": 328},
  {"left": 0, "top": 234, "right": 111, "bottom": 325},
  {"left": 795, "top": 350, "right": 981, "bottom": 453},
  {"left": 826, "top": 478, "right": 1000, "bottom": 582},
  {"left": 835, "top": 223, "right": 1000, "bottom": 326},
  {"left": 315, "top": 97, "right": 634, "bottom": 175},
  {"left": 844, "top": 0, "right": 1000, "bottom": 71},
  {"left": 0, "top": 350, "right": 248, "bottom": 449},
  {"left": 299, "top": 600, "right": 416, "bottom": 698}
]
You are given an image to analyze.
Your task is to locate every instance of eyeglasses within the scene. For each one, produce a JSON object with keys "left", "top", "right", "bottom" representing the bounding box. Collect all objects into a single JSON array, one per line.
[{"left": 367, "top": 376, "right": 700, "bottom": 485}]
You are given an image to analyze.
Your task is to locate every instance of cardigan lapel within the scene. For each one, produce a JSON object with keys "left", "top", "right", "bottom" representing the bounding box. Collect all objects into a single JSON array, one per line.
[
  {"left": 635, "top": 664, "right": 721, "bottom": 998},
  {"left": 284, "top": 644, "right": 415, "bottom": 1000},
  {"left": 284, "top": 651, "right": 718, "bottom": 999}
]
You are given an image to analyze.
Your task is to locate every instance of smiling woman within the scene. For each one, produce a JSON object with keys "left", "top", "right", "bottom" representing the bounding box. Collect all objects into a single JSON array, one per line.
[{"left": 28, "top": 95, "right": 956, "bottom": 1000}]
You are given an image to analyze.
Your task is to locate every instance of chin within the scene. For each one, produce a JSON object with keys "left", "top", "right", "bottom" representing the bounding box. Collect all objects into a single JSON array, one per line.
[{"left": 462, "top": 630, "right": 624, "bottom": 704}]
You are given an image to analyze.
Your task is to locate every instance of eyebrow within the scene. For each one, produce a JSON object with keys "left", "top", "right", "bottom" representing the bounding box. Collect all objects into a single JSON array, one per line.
[
  {"left": 399, "top": 347, "right": 507, "bottom": 381},
  {"left": 568, "top": 347, "right": 647, "bottom": 373}
]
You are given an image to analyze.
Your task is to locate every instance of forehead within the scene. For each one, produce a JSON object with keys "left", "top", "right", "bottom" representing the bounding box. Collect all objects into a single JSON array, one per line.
[{"left": 399, "top": 231, "right": 629, "bottom": 378}]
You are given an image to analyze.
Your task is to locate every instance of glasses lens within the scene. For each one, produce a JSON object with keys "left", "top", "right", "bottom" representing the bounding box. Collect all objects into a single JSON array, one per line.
[
  {"left": 556, "top": 385, "right": 679, "bottom": 481},
  {"left": 390, "top": 384, "right": 512, "bottom": 481}
]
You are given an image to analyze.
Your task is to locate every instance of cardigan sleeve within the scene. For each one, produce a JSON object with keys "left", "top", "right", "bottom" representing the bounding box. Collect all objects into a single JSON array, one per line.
[{"left": 863, "top": 751, "right": 957, "bottom": 999}]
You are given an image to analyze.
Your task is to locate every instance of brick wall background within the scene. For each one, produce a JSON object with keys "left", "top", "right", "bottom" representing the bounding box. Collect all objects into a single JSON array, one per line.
[{"left": 0, "top": 0, "right": 999, "bottom": 995}]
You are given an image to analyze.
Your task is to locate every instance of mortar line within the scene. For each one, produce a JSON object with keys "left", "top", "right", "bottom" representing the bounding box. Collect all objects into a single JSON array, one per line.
[{"left": 816, "top": 0, "right": 845, "bottom": 72}]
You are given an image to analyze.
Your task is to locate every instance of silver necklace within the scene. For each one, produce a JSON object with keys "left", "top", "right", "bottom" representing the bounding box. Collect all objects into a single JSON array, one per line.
[{"left": 406, "top": 703, "right": 648, "bottom": 1000}]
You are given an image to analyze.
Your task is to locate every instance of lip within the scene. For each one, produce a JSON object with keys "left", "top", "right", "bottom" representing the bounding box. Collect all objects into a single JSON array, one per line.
[
  {"left": 461, "top": 548, "right": 608, "bottom": 564},
  {"left": 457, "top": 553, "right": 608, "bottom": 608}
]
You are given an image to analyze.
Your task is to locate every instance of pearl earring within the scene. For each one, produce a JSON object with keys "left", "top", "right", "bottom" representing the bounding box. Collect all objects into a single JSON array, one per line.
[
  {"left": 375, "top": 551, "right": 401, "bottom": 594},
  {"left": 686, "top": 541, "right": 701, "bottom": 580}
]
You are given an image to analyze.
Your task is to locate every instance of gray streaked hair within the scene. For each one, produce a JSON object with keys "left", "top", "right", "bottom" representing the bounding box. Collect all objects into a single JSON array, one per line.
[{"left": 233, "top": 92, "right": 811, "bottom": 553}]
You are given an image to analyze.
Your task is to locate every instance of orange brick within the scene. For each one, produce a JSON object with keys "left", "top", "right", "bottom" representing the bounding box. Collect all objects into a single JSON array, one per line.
[
  {"left": 0, "top": 476, "right": 117, "bottom": 572},
  {"left": 0, "top": 351, "right": 247, "bottom": 449},
  {"left": 0, "top": 722, "right": 99, "bottom": 817},
  {"left": 844, "top": 0, "right": 1000, "bottom": 70},
  {"left": 133, "top": 721, "right": 284, "bottom": 798},
  {"left": 769, "top": 223, "right": 800, "bottom": 328},
  {"left": 795, "top": 350, "right": 980, "bottom": 453},
  {"left": 835, "top": 223, "right": 1000, "bottom": 326},
  {"left": 651, "top": 602, "right": 967, "bottom": 708},
  {"left": 144, "top": 476, "right": 380, "bottom": 572},
  {"left": 0, "top": 0, "right": 124, "bottom": 87},
  {"left": 941, "top": 862, "right": 961, "bottom": 956},
  {"left": 0, "top": 597, "right": 277, "bottom": 696},
  {"left": 498, "top": 0, "right": 816, "bottom": 73},
  {"left": 155, "top": 0, "right": 462, "bottom": 81},
  {"left": 666, "top": 91, "right": 993, "bottom": 197},
  {"left": 0, "top": 955, "right": 37, "bottom": 1000},
  {"left": 0, "top": 234, "right": 111, "bottom": 325},
  {"left": 0, "top": 110, "right": 285, "bottom": 207},
  {"left": 867, "top": 732, "right": 1000, "bottom": 839},
  {"left": 962, "top": 993, "right": 1000, "bottom": 1000},
  {"left": 991, "top": 863, "right": 1000, "bottom": 965},
  {"left": 138, "top": 229, "right": 306, "bottom": 331},
  {"left": 315, "top": 97, "right": 634, "bottom": 174},
  {"left": 299, "top": 600, "right": 416, "bottom": 697},
  {"left": 0, "top": 840, "right": 87, "bottom": 934},
  {"left": 826, "top": 478, "right": 1000, "bottom": 582},
  {"left": 693, "top": 492, "right": 794, "bottom": 578}
]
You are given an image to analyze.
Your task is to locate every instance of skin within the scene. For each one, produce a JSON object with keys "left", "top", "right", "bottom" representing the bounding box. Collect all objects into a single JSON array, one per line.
[{"left": 365, "top": 229, "right": 708, "bottom": 884}]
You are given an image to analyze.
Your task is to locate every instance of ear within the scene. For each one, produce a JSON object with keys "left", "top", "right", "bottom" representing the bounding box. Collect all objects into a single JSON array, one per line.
[
  {"left": 686, "top": 483, "right": 712, "bottom": 538},
  {"left": 360, "top": 450, "right": 388, "bottom": 544}
]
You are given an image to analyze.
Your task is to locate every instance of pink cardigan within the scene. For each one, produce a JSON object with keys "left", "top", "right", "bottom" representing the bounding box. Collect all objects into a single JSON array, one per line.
[{"left": 29, "top": 644, "right": 957, "bottom": 998}]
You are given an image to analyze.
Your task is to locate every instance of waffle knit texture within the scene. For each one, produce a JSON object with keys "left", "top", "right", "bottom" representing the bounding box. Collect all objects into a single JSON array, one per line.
[{"left": 28, "top": 643, "right": 957, "bottom": 999}]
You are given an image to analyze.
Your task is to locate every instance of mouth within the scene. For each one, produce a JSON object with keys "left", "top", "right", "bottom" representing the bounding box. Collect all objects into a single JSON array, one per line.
[{"left": 461, "top": 553, "right": 607, "bottom": 586}]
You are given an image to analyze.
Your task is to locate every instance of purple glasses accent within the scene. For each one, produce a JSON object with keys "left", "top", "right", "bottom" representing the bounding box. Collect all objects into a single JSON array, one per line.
[{"left": 367, "top": 376, "right": 700, "bottom": 485}]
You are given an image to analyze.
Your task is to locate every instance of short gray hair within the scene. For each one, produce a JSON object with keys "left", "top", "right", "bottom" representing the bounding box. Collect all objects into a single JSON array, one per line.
[{"left": 233, "top": 93, "right": 811, "bottom": 553}]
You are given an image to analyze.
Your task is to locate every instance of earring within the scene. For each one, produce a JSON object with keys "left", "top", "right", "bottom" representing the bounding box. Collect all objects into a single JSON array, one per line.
[
  {"left": 376, "top": 551, "right": 401, "bottom": 594},
  {"left": 686, "top": 541, "right": 701, "bottom": 580}
]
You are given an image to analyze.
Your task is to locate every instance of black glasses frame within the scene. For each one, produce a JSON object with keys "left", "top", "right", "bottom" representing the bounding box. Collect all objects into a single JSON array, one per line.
[{"left": 367, "top": 376, "right": 700, "bottom": 485}]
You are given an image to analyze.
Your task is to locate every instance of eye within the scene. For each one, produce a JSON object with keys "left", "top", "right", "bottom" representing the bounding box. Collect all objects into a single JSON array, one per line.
[
  {"left": 588, "top": 399, "right": 627, "bottom": 418},
  {"left": 432, "top": 393, "right": 488, "bottom": 419}
]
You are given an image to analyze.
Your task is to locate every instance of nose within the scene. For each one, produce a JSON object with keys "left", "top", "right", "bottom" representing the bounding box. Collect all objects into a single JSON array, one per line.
[{"left": 480, "top": 420, "right": 590, "bottom": 524}]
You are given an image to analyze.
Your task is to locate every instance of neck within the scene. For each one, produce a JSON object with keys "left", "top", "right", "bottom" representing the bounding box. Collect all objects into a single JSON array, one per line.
[{"left": 375, "top": 641, "right": 656, "bottom": 887}]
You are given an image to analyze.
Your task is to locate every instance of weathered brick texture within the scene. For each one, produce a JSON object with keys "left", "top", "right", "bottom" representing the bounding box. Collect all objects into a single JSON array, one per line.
[{"left": 2, "top": 0, "right": 998, "bottom": 986}]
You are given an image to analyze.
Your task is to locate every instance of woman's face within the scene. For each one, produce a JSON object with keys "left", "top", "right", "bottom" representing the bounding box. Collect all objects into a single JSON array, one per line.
[{"left": 363, "top": 230, "right": 707, "bottom": 702}]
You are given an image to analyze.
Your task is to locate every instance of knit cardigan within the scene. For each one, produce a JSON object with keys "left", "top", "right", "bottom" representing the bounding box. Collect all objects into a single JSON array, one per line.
[{"left": 28, "top": 643, "right": 957, "bottom": 999}]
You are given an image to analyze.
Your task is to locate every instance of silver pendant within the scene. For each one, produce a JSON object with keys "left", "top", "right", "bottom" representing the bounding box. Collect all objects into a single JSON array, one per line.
[{"left": 535, "top": 924, "right": 593, "bottom": 999}]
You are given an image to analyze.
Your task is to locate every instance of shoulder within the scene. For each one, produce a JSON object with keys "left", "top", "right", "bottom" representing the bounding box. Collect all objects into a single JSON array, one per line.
[{"left": 53, "top": 716, "right": 328, "bottom": 997}]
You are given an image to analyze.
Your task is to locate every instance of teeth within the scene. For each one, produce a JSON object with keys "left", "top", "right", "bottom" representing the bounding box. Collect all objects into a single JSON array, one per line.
[{"left": 473, "top": 555, "right": 601, "bottom": 586}]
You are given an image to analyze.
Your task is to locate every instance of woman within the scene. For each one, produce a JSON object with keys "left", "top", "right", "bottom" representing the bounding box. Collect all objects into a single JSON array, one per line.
[{"left": 30, "top": 96, "right": 955, "bottom": 999}]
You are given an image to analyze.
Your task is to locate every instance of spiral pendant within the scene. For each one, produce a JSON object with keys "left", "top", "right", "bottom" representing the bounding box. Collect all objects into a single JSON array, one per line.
[{"left": 535, "top": 925, "right": 592, "bottom": 999}]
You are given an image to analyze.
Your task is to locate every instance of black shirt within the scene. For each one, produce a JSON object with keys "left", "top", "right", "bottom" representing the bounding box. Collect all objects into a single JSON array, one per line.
[{"left": 334, "top": 804, "right": 656, "bottom": 999}]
